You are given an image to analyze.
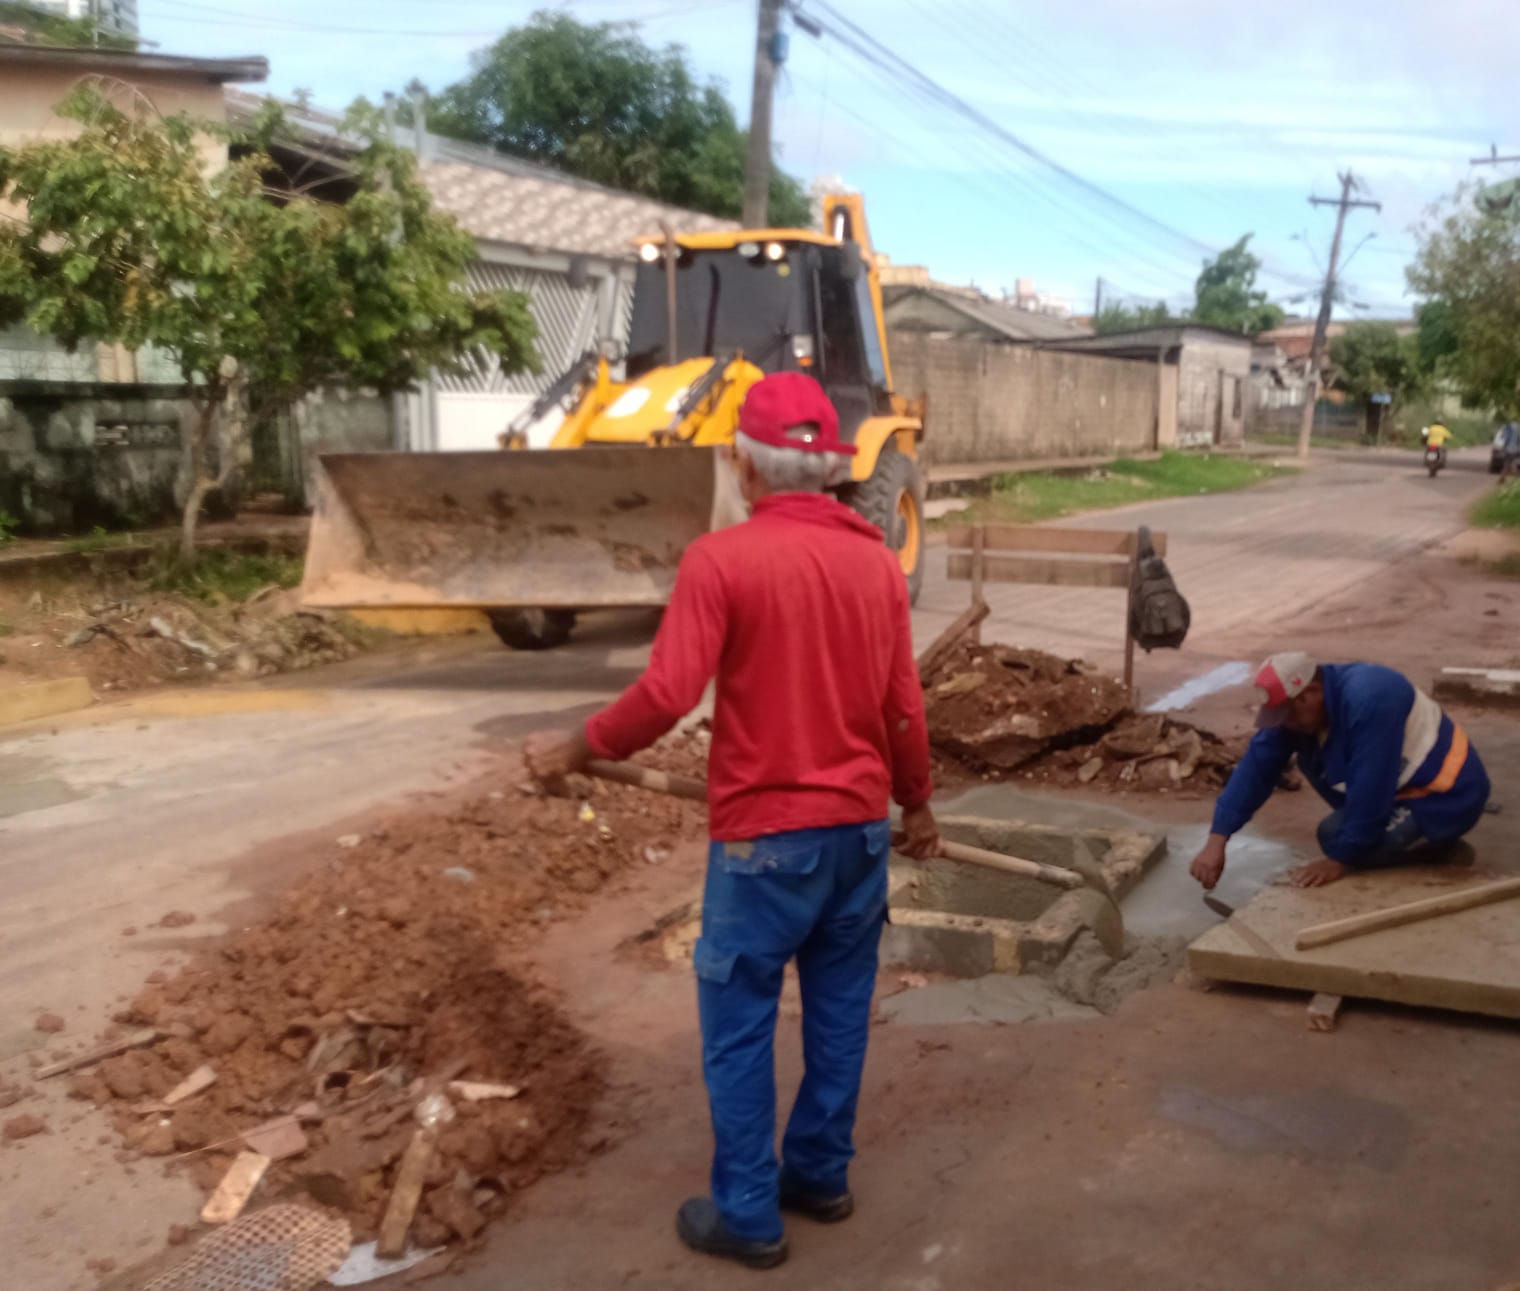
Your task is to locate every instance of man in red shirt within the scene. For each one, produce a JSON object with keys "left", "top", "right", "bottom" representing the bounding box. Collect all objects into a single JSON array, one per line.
[{"left": 525, "top": 372, "right": 939, "bottom": 1270}]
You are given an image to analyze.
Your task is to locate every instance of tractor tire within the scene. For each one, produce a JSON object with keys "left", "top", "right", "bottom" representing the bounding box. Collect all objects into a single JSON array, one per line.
[
  {"left": 487, "top": 608, "right": 577, "bottom": 651},
  {"left": 847, "top": 442, "right": 926, "bottom": 605}
]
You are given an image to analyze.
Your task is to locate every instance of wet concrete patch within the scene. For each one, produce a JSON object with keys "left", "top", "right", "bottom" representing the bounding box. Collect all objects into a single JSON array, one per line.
[
  {"left": 1157, "top": 1084, "right": 1411, "bottom": 1170},
  {"left": 0, "top": 753, "right": 86, "bottom": 820},
  {"left": 878, "top": 975, "right": 1100, "bottom": 1026}
]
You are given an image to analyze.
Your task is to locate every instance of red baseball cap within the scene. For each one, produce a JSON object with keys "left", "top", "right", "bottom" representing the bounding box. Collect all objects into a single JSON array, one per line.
[
  {"left": 738, "top": 372, "right": 855, "bottom": 456},
  {"left": 1254, "top": 650, "right": 1317, "bottom": 727}
]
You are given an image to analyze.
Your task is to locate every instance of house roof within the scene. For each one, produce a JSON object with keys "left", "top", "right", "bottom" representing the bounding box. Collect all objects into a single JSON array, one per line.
[
  {"left": 420, "top": 152, "right": 735, "bottom": 261},
  {"left": 884, "top": 284, "right": 1091, "bottom": 342},
  {"left": 225, "top": 92, "right": 735, "bottom": 261},
  {"left": 0, "top": 45, "right": 267, "bottom": 83},
  {"left": 1060, "top": 323, "right": 1254, "bottom": 350}
]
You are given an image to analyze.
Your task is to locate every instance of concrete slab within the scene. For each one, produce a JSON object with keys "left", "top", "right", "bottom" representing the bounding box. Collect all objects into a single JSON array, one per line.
[
  {"left": 1187, "top": 865, "right": 1520, "bottom": 1019},
  {"left": 1433, "top": 666, "right": 1520, "bottom": 709}
]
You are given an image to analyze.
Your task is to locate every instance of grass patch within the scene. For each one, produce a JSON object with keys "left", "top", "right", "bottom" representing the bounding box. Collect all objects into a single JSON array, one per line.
[
  {"left": 146, "top": 548, "right": 304, "bottom": 603},
  {"left": 1470, "top": 480, "right": 1520, "bottom": 531},
  {"left": 940, "top": 452, "right": 1292, "bottom": 527}
]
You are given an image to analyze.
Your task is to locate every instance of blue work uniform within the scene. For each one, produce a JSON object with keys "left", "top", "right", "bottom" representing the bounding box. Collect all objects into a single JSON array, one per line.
[{"left": 1213, "top": 662, "right": 1489, "bottom": 865}]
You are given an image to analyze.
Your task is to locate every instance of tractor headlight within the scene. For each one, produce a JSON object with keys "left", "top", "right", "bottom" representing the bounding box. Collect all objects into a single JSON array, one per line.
[
  {"left": 638, "top": 242, "right": 661, "bottom": 263},
  {"left": 764, "top": 241, "right": 786, "bottom": 262}
]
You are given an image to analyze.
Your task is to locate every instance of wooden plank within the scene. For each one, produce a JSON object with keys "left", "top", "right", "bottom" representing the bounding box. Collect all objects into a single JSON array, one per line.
[
  {"left": 200, "top": 1151, "right": 270, "bottom": 1224},
  {"left": 1186, "top": 868, "right": 1520, "bottom": 1020},
  {"left": 944, "top": 525, "right": 1165, "bottom": 557},
  {"left": 241, "top": 1114, "right": 309, "bottom": 1161},
  {"left": 1306, "top": 994, "right": 1343, "bottom": 1032},
  {"left": 1295, "top": 877, "right": 1520, "bottom": 950},
  {"left": 915, "top": 598, "right": 990, "bottom": 684},
  {"left": 448, "top": 1081, "right": 522, "bottom": 1103},
  {"left": 377, "top": 1127, "right": 436, "bottom": 1259},
  {"left": 36, "top": 1028, "right": 159, "bottom": 1080},
  {"left": 164, "top": 1064, "right": 217, "bottom": 1106},
  {"left": 970, "top": 526, "right": 985, "bottom": 606},
  {"left": 947, "top": 553, "right": 1132, "bottom": 589}
]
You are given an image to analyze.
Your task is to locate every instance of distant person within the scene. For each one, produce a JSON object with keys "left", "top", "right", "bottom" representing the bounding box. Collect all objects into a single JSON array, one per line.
[
  {"left": 524, "top": 372, "right": 939, "bottom": 1270},
  {"left": 1423, "top": 421, "right": 1453, "bottom": 449},
  {"left": 1190, "top": 652, "right": 1490, "bottom": 889}
]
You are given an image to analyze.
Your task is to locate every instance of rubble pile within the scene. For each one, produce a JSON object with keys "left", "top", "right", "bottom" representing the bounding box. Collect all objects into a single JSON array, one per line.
[
  {"left": 923, "top": 642, "right": 1244, "bottom": 792},
  {"left": 66, "top": 762, "right": 706, "bottom": 1253},
  {"left": 54, "top": 587, "right": 365, "bottom": 690}
]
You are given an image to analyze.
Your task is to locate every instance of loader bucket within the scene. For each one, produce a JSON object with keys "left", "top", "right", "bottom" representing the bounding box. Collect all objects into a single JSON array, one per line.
[{"left": 300, "top": 446, "right": 735, "bottom": 610}]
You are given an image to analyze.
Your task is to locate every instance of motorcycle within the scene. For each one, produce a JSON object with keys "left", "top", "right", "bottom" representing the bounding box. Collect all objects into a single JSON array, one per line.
[{"left": 1420, "top": 426, "right": 1447, "bottom": 478}]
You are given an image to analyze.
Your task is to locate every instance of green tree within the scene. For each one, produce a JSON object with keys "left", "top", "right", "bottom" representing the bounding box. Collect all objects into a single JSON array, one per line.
[
  {"left": 1093, "top": 300, "right": 1172, "bottom": 334},
  {"left": 1329, "top": 322, "right": 1424, "bottom": 407},
  {"left": 413, "top": 11, "right": 812, "bottom": 226},
  {"left": 1408, "top": 182, "right": 1520, "bottom": 415},
  {"left": 1192, "top": 235, "right": 1284, "bottom": 334},
  {"left": 0, "top": 87, "right": 538, "bottom": 557},
  {"left": 0, "top": 0, "right": 135, "bottom": 48}
]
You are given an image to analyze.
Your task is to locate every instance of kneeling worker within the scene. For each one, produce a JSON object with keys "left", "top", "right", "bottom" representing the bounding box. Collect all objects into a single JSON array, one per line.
[
  {"left": 525, "top": 373, "right": 939, "bottom": 1270},
  {"left": 1190, "top": 652, "right": 1490, "bottom": 889}
]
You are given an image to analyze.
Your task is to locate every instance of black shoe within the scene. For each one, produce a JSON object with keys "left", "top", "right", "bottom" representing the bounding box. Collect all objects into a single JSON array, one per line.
[
  {"left": 676, "top": 1197, "right": 788, "bottom": 1270},
  {"left": 779, "top": 1178, "right": 855, "bottom": 1223}
]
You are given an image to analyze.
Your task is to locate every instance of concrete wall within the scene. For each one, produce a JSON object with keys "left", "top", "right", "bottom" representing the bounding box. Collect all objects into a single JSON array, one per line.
[
  {"left": 1176, "top": 335, "right": 1250, "bottom": 448},
  {"left": 0, "top": 382, "right": 204, "bottom": 532},
  {"left": 888, "top": 333, "right": 1161, "bottom": 467},
  {"left": 0, "top": 63, "right": 228, "bottom": 157}
]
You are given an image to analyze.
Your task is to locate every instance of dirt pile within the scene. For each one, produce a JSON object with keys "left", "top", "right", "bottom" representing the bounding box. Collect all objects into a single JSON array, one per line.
[
  {"left": 38, "top": 587, "right": 365, "bottom": 692},
  {"left": 68, "top": 757, "right": 707, "bottom": 1253},
  {"left": 924, "top": 642, "right": 1244, "bottom": 792}
]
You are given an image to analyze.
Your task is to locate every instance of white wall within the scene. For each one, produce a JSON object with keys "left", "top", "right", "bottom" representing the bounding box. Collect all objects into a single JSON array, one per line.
[{"left": 434, "top": 392, "right": 565, "bottom": 450}]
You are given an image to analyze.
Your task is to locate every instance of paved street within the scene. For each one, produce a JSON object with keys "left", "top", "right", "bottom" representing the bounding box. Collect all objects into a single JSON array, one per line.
[
  {"left": 915, "top": 448, "right": 1495, "bottom": 667},
  {"left": 0, "top": 451, "right": 1495, "bottom": 1032},
  {"left": 0, "top": 447, "right": 1506, "bottom": 1290}
]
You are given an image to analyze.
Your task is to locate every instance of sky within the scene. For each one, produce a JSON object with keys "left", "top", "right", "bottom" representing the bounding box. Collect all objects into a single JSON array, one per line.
[{"left": 137, "top": 0, "right": 1520, "bottom": 318}]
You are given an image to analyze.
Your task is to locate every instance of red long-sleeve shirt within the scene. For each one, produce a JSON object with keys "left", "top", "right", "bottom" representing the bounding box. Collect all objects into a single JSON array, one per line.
[{"left": 585, "top": 492, "right": 933, "bottom": 841}]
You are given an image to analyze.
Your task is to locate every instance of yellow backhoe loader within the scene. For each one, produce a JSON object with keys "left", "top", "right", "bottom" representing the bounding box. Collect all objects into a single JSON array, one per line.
[{"left": 300, "top": 195, "right": 927, "bottom": 649}]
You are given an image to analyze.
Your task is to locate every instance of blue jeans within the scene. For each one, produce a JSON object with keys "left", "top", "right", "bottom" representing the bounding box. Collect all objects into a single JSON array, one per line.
[
  {"left": 692, "top": 819, "right": 891, "bottom": 1242},
  {"left": 1303, "top": 750, "right": 1489, "bottom": 868}
]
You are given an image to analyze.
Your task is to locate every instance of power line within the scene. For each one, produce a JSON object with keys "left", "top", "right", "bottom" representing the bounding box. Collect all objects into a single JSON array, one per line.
[
  {"left": 790, "top": 5, "right": 1212, "bottom": 294},
  {"left": 798, "top": 0, "right": 1252, "bottom": 273}
]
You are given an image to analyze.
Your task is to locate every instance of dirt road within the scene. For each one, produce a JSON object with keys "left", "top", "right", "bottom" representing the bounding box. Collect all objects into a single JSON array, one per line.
[{"left": 2, "top": 448, "right": 1516, "bottom": 1290}]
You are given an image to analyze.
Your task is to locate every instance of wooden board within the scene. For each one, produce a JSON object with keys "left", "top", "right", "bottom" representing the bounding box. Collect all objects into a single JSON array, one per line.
[
  {"left": 1188, "top": 867, "right": 1520, "bottom": 1020},
  {"left": 946, "top": 552, "right": 1132, "bottom": 589},
  {"left": 944, "top": 525, "right": 1166, "bottom": 556}
]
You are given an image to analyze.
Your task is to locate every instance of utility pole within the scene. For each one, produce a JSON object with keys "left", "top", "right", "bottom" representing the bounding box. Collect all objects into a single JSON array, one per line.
[
  {"left": 1295, "top": 171, "right": 1380, "bottom": 458},
  {"left": 742, "top": 0, "right": 786, "bottom": 228},
  {"left": 1471, "top": 145, "right": 1520, "bottom": 166},
  {"left": 1093, "top": 277, "right": 1103, "bottom": 321}
]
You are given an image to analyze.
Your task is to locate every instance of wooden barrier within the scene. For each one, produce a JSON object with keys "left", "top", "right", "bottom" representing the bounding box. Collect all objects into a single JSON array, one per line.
[{"left": 943, "top": 524, "right": 1168, "bottom": 696}]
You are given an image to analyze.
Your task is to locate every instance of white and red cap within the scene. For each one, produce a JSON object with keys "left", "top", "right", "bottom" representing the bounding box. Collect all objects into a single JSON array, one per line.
[{"left": 1254, "top": 651, "right": 1317, "bottom": 727}]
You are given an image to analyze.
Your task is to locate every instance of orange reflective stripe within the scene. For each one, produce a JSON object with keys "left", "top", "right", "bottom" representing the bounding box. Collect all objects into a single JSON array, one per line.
[{"left": 1396, "top": 724, "right": 1468, "bottom": 801}]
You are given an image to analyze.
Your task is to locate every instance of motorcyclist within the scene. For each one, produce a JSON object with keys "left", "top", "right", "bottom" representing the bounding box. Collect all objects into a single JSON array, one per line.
[{"left": 1421, "top": 422, "right": 1452, "bottom": 472}]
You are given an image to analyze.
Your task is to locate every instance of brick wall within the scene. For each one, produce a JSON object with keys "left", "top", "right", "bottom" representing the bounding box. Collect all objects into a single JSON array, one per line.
[{"left": 888, "top": 332, "right": 1161, "bottom": 466}]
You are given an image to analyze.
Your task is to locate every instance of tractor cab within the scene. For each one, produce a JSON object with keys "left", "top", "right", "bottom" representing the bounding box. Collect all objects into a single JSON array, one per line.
[{"left": 623, "top": 230, "right": 892, "bottom": 444}]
